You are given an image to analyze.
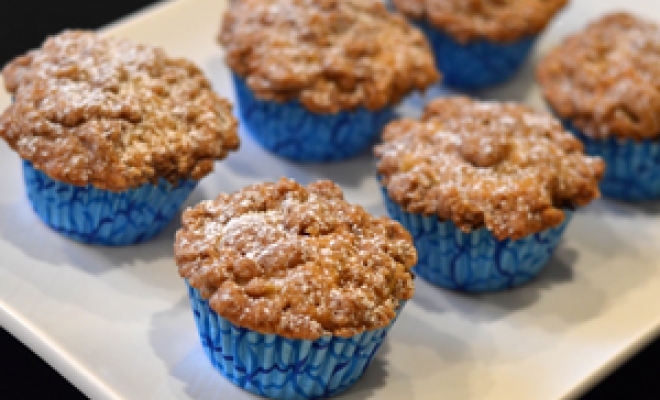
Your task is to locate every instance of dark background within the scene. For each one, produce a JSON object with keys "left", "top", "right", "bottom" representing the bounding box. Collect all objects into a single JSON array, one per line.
[{"left": 0, "top": 1, "right": 657, "bottom": 399}]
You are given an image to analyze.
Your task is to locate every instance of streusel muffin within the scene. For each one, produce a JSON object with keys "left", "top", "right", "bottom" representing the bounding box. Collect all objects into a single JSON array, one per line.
[
  {"left": 393, "top": 0, "right": 568, "bottom": 89},
  {"left": 220, "top": 0, "right": 439, "bottom": 162},
  {"left": 538, "top": 12, "right": 660, "bottom": 201},
  {"left": 375, "top": 97, "right": 604, "bottom": 292},
  {"left": 0, "top": 31, "right": 240, "bottom": 245},
  {"left": 176, "top": 178, "right": 416, "bottom": 399}
]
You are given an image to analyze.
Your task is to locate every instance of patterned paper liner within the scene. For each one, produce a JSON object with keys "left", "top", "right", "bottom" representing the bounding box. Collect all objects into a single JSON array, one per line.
[
  {"left": 562, "top": 120, "right": 660, "bottom": 201},
  {"left": 187, "top": 283, "right": 404, "bottom": 399},
  {"left": 415, "top": 21, "right": 537, "bottom": 90},
  {"left": 23, "top": 160, "right": 197, "bottom": 246},
  {"left": 381, "top": 188, "right": 572, "bottom": 292},
  {"left": 232, "top": 74, "right": 394, "bottom": 162}
]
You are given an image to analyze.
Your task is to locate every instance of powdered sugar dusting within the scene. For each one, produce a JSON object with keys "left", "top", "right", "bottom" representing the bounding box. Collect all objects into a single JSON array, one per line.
[
  {"left": 538, "top": 12, "right": 660, "bottom": 140},
  {"left": 375, "top": 97, "right": 605, "bottom": 240},
  {"left": 0, "top": 30, "right": 240, "bottom": 191},
  {"left": 175, "top": 178, "right": 416, "bottom": 340},
  {"left": 220, "top": 0, "right": 438, "bottom": 113}
]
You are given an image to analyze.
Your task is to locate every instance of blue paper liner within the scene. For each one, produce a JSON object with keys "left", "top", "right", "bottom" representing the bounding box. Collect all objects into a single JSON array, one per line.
[
  {"left": 23, "top": 160, "right": 197, "bottom": 246},
  {"left": 381, "top": 188, "right": 572, "bottom": 292},
  {"left": 232, "top": 74, "right": 394, "bottom": 162},
  {"left": 187, "top": 283, "right": 403, "bottom": 399},
  {"left": 562, "top": 120, "right": 660, "bottom": 201},
  {"left": 415, "top": 21, "right": 537, "bottom": 90}
]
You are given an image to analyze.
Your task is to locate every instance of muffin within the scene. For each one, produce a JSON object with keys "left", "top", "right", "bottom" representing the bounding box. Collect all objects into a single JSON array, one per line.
[
  {"left": 375, "top": 97, "right": 604, "bottom": 292},
  {"left": 392, "top": 0, "right": 568, "bottom": 89},
  {"left": 219, "top": 0, "right": 439, "bottom": 162},
  {"left": 175, "top": 178, "right": 416, "bottom": 399},
  {"left": 0, "top": 31, "right": 240, "bottom": 245},
  {"left": 538, "top": 12, "right": 660, "bottom": 201}
]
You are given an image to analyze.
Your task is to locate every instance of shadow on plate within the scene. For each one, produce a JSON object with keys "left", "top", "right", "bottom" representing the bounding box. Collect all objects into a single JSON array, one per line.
[
  {"left": 337, "top": 340, "right": 396, "bottom": 400},
  {"left": 352, "top": 310, "right": 477, "bottom": 399},
  {"left": 410, "top": 244, "right": 609, "bottom": 333},
  {"left": 590, "top": 197, "right": 660, "bottom": 217},
  {"left": 220, "top": 129, "right": 379, "bottom": 189},
  {"left": 0, "top": 198, "right": 200, "bottom": 265},
  {"left": 284, "top": 154, "right": 378, "bottom": 188},
  {"left": 477, "top": 49, "right": 539, "bottom": 105},
  {"left": 147, "top": 296, "right": 242, "bottom": 400},
  {"left": 631, "top": 201, "right": 660, "bottom": 216},
  {"left": 411, "top": 246, "right": 577, "bottom": 313},
  {"left": 0, "top": 186, "right": 210, "bottom": 293}
]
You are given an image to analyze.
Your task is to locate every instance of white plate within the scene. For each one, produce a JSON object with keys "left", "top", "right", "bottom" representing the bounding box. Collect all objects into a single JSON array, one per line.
[{"left": 1, "top": 0, "right": 659, "bottom": 399}]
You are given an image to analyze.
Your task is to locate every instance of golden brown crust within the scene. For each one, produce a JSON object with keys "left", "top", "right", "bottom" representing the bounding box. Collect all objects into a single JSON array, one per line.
[
  {"left": 1, "top": 31, "right": 240, "bottom": 191},
  {"left": 393, "top": 0, "right": 568, "bottom": 43},
  {"left": 219, "top": 0, "right": 439, "bottom": 113},
  {"left": 175, "top": 178, "right": 416, "bottom": 340},
  {"left": 375, "top": 97, "right": 604, "bottom": 241},
  {"left": 537, "top": 12, "right": 660, "bottom": 140}
]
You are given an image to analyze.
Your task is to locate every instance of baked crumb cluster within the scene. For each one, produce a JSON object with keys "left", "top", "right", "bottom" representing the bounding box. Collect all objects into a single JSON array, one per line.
[
  {"left": 538, "top": 12, "right": 660, "bottom": 140},
  {"left": 219, "top": 0, "right": 439, "bottom": 113},
  {"left": 0, "top": 30, "right": 240, "bottom": 191},
  {"left": 176, "top": 178, "right": 416, "bottom": 339},
  {"left": 392, "top": 0, "right": 568, "bottom": 43},
  {"left": 375, "top": 97, "right": 604, "bottom": 240}
]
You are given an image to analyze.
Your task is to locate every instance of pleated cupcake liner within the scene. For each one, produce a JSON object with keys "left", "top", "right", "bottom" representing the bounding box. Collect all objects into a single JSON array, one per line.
[
  {"left": 187, "top": 283, "right": 404, "bottom": 399},
  {"left": 23, "top": 160, "right": 197, "bottom": 246},
  {"left": 232, "top": 73, "right": 394, "bottom": 162},
  {"left": 381, "top": 188, "right": 572, "bottom": 292},
  {"left": 414, "top": 20, "right": 537, "bottom": 90},
  {"left": 562, "top": 119, "right": 660, "bottom": 201}
]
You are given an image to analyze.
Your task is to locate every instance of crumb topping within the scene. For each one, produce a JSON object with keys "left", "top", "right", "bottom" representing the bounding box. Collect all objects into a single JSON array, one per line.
[
  {"left": 219, "top": 0, "right": 439, "bottom": 113},
  {"left": 393, "top": 0, "right": 568, "bottom": 43},
  {"left": 1, "top": 30, "right": 240, "bottom": 191},
  {"left": 538, "top": 12, "right": 660, "bottom": 140},
  {"left": 375, "top": 97, "right": 604, "bottom": 240},
  {"left": 175, "top": 178, "right": 416, "bottom": 339}
]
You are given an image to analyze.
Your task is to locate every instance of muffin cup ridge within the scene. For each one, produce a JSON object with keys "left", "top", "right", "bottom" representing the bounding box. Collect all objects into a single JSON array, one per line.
[
  {"left": 187, "top": 283, "right": 404, "bottom": 400},
  {"left": 24, "top": 160, "right": 197, "bottom": 246},
  {"left": 416, "top": 21, "right": 537, "bottom": 90},
  {"left": 381, "top": 187, "right": 572, "bottom": 292},
  {"left": 562, "top": 119, "right": 660, "bottom": 201},
  {"left": 233, "top": 74, "right": 394, "bottom": 162}
]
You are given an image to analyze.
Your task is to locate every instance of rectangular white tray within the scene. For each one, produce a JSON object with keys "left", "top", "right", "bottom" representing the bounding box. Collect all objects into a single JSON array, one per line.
[{"left": 1, "top": 0, "right": 659, "bottom": 398}]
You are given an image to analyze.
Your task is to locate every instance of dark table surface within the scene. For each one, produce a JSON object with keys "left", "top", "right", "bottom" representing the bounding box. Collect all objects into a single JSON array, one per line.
[{"left": 0, "top": 1, "right": 658, "bottom": 399}]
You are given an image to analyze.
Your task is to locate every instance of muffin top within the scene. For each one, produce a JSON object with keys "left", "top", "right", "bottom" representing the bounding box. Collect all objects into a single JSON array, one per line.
[
  {"left": 219, "top": 0, "right": 439, "bottom": 113},
  {"left": 0, "top": 30, "right": 240, "bottom": 192},
  {"left": 375, "top": 97, "right": 604, "bottom": 241},
  {"left": 176, "top": 178, "right": 416, "bottom": 340},
  {"left": 393, "top": 0, "right": 568, "bottom": 43},
  {"left": 538, "top": 12, "right": 660, "bottom": 140}
]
